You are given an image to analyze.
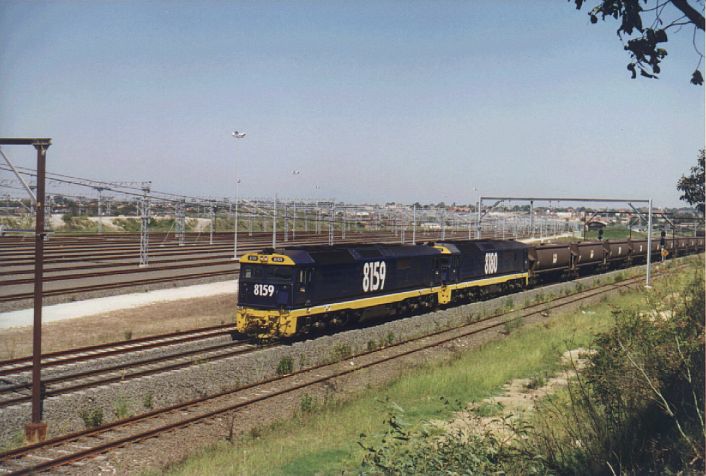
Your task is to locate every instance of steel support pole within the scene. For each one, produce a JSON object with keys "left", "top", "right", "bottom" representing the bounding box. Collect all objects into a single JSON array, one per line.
[
  {"left": 139, "top": 195, "right": 150, "bottom": 267},
  {"left": 441, "top": 208, "right": 446, "bottom": 240},
  {"left": 529, "top": 200, "right": 534, "bottom": 238},
  {"left": 400, "top": 212, "right": 405, "bottom": 244},
  {"left": 476, "top": 199, "right": 482, "bottom": 239},
  {"left": 646, "top": 199, "right": 653, "bottom": 287},
  {"left": 292, "top": 202, "right": 296, "bottom": 240},
  {"left": 180, "top": 201, "right": 186, "bottom": 246},
  {"left": 45, "top": 195, "right": 52, "bottom": 237},
  {"left": 412, "top": 203, "right": 417, "bottom": 243},
  {"left": 328, "top": 204, "right": 334, "bottom": 246},
  {"left": 209, "top": 204, "right": 215, "bottom": 245},
  {"left": 29, "top": 142, "right": 48, "bottom": 440},
  {"left": 272, "top": 196, "right": 277, "bottom": 248},
  {"left": 342, "top": 210, "right": 346, "bottom": 240},
  {"left": 97, "top": 190, "right": 103, "bottom": 234},
  {"left": 233, "top": 180, "right": 239, "bottom": 260}
]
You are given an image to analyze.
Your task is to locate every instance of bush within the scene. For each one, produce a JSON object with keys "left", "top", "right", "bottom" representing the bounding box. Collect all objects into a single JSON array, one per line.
[
  {"left": 113, "top": 397, "right": 130, "bottom": 419},
  {"left": 80, "top": 407, "right": 104, "bottom": 429},
  {"left": 299, "top": 394, "right": 315, "bottom": 414},
  {"left": 502, "top": 316, "right": 522, "bottom": 335},
  {"left": 331, "top": 343, "right": 352, "bottom": 361},
  {"left": 359, "top": 265, "right": 705, "bottom": 476},
  {"left": 276, "top": 356, "right": 294, "bottom": 375},
  {"left": 526, "top": 268, "right": 705, "bottom": 474},
  {"left": 143, "top": 392, "right": 154, "bottom": 410},
  {"left": 358, "top": 403, "right": 545, "bottom": 474}
]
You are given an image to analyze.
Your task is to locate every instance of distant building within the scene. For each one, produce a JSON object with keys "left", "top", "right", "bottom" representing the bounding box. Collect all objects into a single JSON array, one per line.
[
  {"left": 421, "top": 222, "right": 441, "bottom": 230},
  {"left": 587, "top": 220, "right": 608, "bottom": 231}
]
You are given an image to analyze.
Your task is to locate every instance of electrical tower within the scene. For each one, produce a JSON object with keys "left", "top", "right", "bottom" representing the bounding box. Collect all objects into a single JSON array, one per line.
[
  {"left": 138, "top": 182, "right": 151, "bottom": 267},
  {"left": 175, "top": 200, "right": 186, "bottom": 246}
]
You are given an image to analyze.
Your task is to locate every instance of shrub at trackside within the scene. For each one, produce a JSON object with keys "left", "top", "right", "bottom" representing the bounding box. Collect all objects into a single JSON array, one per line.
[{"left": 360, "top": 263, "right": 705, "bottom": 475}]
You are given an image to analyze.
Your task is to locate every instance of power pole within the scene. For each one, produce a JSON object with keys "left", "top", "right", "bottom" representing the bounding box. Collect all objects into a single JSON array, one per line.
[
  {"left": 44, "top": 195, "right": 52, "bottom": 237},
  {"left": 284, "top": 203, "right": 289, "bottom": 242},
  {"left": 341, "top": 208, "right": 346, "bottom": 240},
  {"left": 139, "top": 183, "right": 151, "bottom": 267},
  {"left": 272, "top": 195, "right": 277, "bottom": 248},
  {"left": 0, "top": 138, "right": 51, "bottom": 442},
  {"left": 95, "top": 187, "right": 105, "bottom": 234},
  {"left": 412, "top": 203, "right": 417, "bottom": 243},
  {"left": 441, "top": 208, "right": 446, "bottom": 240},
  {"left": 176, "top": 200, "right": 185, "bottom": 246},
  {"left": 292, "top": 201, "right": 296, "bottom": 240}
]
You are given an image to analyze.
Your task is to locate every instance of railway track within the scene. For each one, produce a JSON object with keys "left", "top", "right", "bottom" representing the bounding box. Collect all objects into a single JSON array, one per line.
[
  {"left": 0, "top": 339, "right": 263, "bottom": 409},
  {"left": 0, "top": 324, "right": 235, "bottom": 376},
  {"left": 1, "top": 230, "right": 513, "bottom": 305},
  {"left": 0, "top": 269, "right": 666, "bottom": 474},
  {"left": 0, "top": 323, "right": 259, "bottom": 409}
]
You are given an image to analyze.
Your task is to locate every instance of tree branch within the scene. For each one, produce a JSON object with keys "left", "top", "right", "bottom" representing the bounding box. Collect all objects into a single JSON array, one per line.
[{"left": 671, "top": 0, "right": 705, "bottom": 31}]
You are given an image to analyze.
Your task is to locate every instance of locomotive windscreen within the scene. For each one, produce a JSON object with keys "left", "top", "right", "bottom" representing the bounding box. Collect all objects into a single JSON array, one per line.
[{"left": 240, "top": 265, "right": 294, "bottom": 282}]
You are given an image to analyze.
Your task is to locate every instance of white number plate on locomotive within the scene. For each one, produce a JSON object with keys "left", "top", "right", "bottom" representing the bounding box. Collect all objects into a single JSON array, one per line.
[
  {"left": 484, "top": 252, "right": 498, "bottom": 274},
  {"left": 362, "top": 261, "right": 386, "bottom": 292},
  {"left": 253, "top": 284, "right": 275, "bottom": 297}
]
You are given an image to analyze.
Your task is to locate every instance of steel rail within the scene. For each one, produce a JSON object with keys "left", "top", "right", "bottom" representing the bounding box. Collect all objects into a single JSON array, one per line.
[
  {"left": 0, "top": 324, "right": 234, "bottom": 376},
  {"left": 0, "top": 340, "right": 263, "bottom": 409},
  {"left": 0, "top": 269, "right": 239, "bottom": 303}
]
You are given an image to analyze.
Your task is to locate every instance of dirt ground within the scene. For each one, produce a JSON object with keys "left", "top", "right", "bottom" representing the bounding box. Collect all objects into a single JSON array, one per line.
[
  {"left": 438, "top": 348, "right": 593, "bottom": 440},
  {"left": 0, "top": 294, "right": 235, "bottom": 360}
]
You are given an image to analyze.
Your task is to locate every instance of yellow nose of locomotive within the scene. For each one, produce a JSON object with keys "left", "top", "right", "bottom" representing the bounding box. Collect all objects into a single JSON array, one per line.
[{"left": 235, "top": 307, "right": 298, "bottom": 338}]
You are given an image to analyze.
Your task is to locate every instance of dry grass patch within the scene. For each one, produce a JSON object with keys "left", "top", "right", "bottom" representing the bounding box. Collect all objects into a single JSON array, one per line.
[{"left": 0, "top": 294, "right": 234, "bottom": 360}]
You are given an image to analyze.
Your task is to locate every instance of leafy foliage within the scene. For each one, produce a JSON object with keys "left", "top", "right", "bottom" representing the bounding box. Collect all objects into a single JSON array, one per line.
[
  {"left": 528, "top": 266, "right": 705, "bottom": 474},
  {"left": 677, "top": 149, "right": 705, "bottom": 213},
  {"left": 572, "top": 0, "right": 705, "bottom": 83},
  {"left": 276, "top": 356, "right": 294, "bottom": 375},
  {"left": 359, "top": 264, "right": 705, "bottom": 475},
  {"left": 358, "top": 401, "right": 546, "bottom": 475}
]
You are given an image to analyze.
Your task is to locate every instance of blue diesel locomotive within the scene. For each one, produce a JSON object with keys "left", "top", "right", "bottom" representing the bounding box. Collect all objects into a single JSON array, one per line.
[
  {"left": 236, "top": 240, "right": 529, "bottom": 337},
  {"left": 235, "top": 236, "right": 703, "bottom": 338}
]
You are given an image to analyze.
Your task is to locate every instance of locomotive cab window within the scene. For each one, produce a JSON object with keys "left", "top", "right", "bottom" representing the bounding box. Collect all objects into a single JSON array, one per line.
[
  {"left": 240, "top": 265, "right": 293, "bottom": 283},
  {"left": 298, "top": 269, "right": 312, "bottom": 284}
]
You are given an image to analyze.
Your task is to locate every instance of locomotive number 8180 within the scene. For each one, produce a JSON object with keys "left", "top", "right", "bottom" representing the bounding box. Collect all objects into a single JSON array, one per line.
[{"left": 484, "top": 252, "right": 498, "bottom": 274}]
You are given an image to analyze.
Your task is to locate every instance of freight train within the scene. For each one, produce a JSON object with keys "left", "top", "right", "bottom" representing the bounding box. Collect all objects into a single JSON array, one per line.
[{"left": 235, "top": 236, "right": 703, "bottom": 338}]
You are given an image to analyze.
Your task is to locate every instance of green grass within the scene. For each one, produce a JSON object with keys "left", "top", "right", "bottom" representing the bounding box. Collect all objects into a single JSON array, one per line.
[{"left": 160, "top": 270, "right": 688, "bottom": 476}]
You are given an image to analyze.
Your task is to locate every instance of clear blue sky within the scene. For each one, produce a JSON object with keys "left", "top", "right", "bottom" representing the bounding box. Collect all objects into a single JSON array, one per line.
[{"left": 0, "top": 1, "right": 703, "bottom": 207}]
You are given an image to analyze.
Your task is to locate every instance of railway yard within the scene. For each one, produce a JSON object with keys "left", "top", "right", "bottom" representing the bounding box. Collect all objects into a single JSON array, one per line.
[
  {"left": 0, "top": 217, "right": 699, "bottom": 470},
  {"left": 3, "top": 2, "right": 704, "bottom": 473},
  {"left": 0, "top": 200, "right": 702, "bottom": 475},
  {"left": 0, "top": 259, "right": 688, "bottom": 474},
  {"left": 0, "top": 227, "right": 540, "bottom": 311}
]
